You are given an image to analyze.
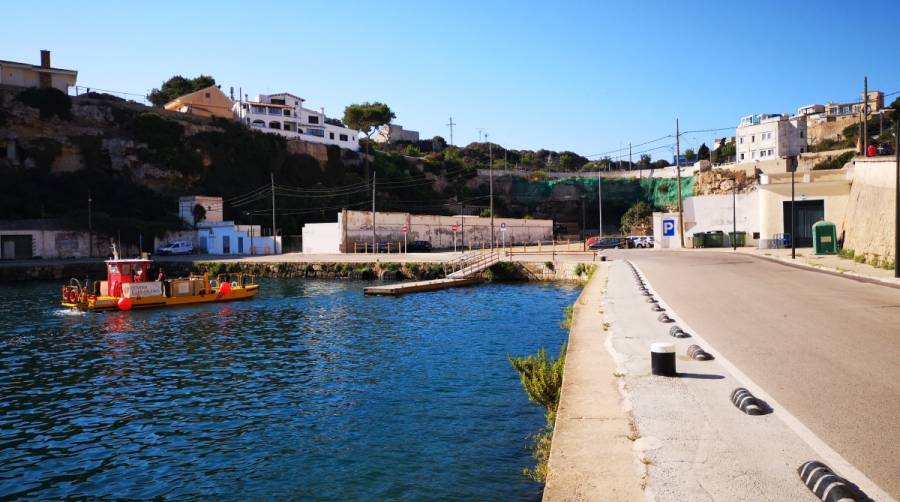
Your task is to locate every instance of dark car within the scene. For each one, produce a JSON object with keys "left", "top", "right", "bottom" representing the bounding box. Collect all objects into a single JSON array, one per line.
[
  {"left": 589, "top": 237, "right": 633, "bottom": 250},
  {"left": 406, "top": 240, "right": 433, "bottom": 252}
]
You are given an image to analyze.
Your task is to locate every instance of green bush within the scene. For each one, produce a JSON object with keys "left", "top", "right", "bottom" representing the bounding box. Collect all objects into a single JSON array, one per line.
[
  {"left": 17, "top": 87, "right": 72, "bottom": 120},
  {"left": 509, "top": 342, "right": 567, "bottom": 483},
  {"left": 560, "top": 305, "right": 574, "bottom": 329},
  {"left": 869, "top": 255, "right": 881, "bottom": 268},
  {"left": 544, "top": 260, "right": 555, "bottom": 271},
  {"left": 380, "top": 262, "right": 401, "bottom": 272},
  {"left": 853, "top": 254, "right": 866, "bottom": 263},
  {"left": 813, "top": 151, "right": 854, "bottom": 170},
  {"left": 838, "top": 248, "right": 855, "bottom": 260},
  {"left": 881, "top": 258, "right": 895, "bottom": 270},
  {"left": 485, "top": 261, "right": 522, "bottom": 281}
]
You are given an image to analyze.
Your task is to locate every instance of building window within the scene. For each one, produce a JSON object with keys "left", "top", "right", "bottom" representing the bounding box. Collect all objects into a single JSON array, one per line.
[
  {"left": 308, "top": 116, "right": 319, "bottom": 124},
  {"left": 800, "top": 131, "right": 804, "bottom": 138},
  {"left": 740, "top": 153, "right": 745, "bottom": 160},
  {"left": 269, "top": 121, "right": 281, "bottom": 129},
  {"left": 205, "top": 92, "right": 210, "bottom": 98},
  {"left": 307, "top": 128, "right": 324, "bottom": 137},
  {"left": 768, "top": 149, "right": 773, "bottom": 156},
  {"left": 751, "top": 135, "right": 755, "bottom": 142},
  {"left": 329, "top": 132, "right": 335, "bottom": 139},
  {"left": 340, "top": 134, "right": 348, "bottom": 141},
  {"left": 739, "top": 137, "right": 743, "bottom": 144}
]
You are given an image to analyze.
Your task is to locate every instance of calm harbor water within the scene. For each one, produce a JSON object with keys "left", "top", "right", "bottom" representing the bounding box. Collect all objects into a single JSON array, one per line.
[{"left": 0, "top": 279, "right": 578, "bottom": 500}]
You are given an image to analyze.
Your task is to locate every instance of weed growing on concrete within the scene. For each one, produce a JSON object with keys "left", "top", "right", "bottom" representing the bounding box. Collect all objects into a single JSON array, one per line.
[
  {"left": 881, "top": 259, "right": 895, "bottom": 270},
  {"left": 854, "top": 254, "right": 866, "bottom": 264},
  {"left": 509, "top": 343, "right": 567, "bottom": 483},
  {"left": 838, "top": 248, "right": 855, "bottom": 260},
  {"left": 641, "top": 457, "right": 655, "bottom": 466},
  {"left": 627, "top": 432, "right": 641, "bottom": 441},
  {"left": 869, "top": 255, "right": 881, "bottom": 268},
  {"left": 544, "top": 261, "right": 555, "bottom": 271},
  {"left": 613, "top": 371, "right": 625, "bottom": 378},
  {"left": 561, "top": 305, "right": 574, "bottom": 329}
]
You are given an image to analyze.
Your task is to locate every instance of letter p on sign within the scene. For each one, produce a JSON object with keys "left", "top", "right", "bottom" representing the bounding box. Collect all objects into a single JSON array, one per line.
[{"left": 663, "top": 219, "right": 676, "bottom": 237}]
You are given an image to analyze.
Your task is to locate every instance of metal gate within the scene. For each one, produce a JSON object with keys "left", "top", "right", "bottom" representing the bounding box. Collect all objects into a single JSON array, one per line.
[
  {"left": 1, "top": 235, "right": 34, "bottom": 259},
  {"left": 783, "top": 200, "right": 824, "bottom": 247}
]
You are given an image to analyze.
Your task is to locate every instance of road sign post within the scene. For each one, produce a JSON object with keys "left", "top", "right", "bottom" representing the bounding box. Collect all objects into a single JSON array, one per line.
[
  {"left": 500, "top": 222, "right": 507, "bottom": 249},
  {"left": 402, "top": 224, "right": 408, "bottom": 253}
]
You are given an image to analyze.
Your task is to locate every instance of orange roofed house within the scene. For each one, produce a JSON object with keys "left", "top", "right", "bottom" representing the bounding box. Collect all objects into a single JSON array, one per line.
[{"left": 163, "top": 85, "right": 234, "bottom": 119}]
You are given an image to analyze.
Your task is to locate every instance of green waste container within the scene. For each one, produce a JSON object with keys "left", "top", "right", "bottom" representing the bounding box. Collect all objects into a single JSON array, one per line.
[
  {"left": 704, "top": 231, "right": 724, "bottom": 248},
  {"left": 812, "top": 221, "right": 837, "bottom": 255},
  {"left": 693, "top": 232, "right": 706, "bottom": 248},
  {"left": 728, "top": 231, "right": 747, "bottom": 247}
]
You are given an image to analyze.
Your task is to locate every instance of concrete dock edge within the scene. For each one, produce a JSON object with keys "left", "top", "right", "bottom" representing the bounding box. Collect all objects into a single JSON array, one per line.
[{"left": 543, "top": 263, "right": 645, "bottom": 501}]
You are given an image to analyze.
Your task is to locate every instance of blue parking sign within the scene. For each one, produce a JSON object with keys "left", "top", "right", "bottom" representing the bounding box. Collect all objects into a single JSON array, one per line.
[{"left": 662, "top": 219, "right": 676, "bottom": 237}]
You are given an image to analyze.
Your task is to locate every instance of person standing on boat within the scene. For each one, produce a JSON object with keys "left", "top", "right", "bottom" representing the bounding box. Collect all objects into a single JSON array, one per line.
[{"left": 157, "top": 268, "right": 165, "bottom": 281}]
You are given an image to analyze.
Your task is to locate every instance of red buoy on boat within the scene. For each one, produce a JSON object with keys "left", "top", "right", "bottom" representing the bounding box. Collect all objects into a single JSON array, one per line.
[
  {"left": 218, "top": 281, "right": 232, "bottom": 295},
  {"left": 117, "top": 297, "right": 133, "bottom": 311}
]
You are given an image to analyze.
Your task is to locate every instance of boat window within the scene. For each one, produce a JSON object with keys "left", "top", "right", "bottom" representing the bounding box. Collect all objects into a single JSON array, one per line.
[
  {"left": 121, "top": 264, "right": 132, "bottom": 275},
  {"left": 108, "top": 264, "right": 119, "bottom": 274}
]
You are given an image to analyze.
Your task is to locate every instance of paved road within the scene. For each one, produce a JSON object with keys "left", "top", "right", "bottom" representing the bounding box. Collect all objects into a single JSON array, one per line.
[{"left": 606, "top": 249, "right": 900, "bottom": 498}]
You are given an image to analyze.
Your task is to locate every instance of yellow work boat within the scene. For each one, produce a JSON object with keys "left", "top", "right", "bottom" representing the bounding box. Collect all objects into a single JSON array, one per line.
[{"left": 61, "top": 254, "right": 259, "bottom": 311}]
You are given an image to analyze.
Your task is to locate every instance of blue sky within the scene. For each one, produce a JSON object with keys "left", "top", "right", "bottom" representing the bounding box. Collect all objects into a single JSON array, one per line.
[{"left": 3, "top": 1, "right": 898, "bottom": 159}]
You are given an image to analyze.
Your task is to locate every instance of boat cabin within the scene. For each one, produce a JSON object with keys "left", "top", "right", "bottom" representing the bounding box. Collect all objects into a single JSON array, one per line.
[{"left": 106, "top": 258, "right": 153, "bottom": 297}]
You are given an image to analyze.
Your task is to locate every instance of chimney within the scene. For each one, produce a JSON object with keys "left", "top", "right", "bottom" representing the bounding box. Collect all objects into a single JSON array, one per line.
[{"left": 40, "top": 50, "right": 50, "bottom": 68}]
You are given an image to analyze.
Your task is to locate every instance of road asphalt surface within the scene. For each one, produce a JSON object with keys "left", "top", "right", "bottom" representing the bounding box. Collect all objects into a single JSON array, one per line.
[{"left": 607, "top": 249, "right": 900, "bottom": 498}]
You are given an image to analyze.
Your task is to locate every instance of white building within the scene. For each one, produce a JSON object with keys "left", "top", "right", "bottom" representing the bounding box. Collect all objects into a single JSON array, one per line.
[
  {"left": 233, "top": 92, "right": 360, "bottom": 150},
  {"left": 373, "top": 124, "right": 420, "bottom": 144},
  {"left": 736, "top": 114, "right": 807, "bottom": 164},
  {"left": 0, "top": 50, "right": 77, "bottom": 93},
  {"left": 797, "top": 104, "right": 825, "bottom": 116}
]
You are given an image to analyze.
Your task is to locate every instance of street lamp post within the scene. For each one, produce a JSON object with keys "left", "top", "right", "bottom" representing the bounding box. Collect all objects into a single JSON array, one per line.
[
  {"left": 895, "top": 119, "right": 899, "bottom": 278},
  {"left": 487, "top": 133, "right": 494, "bottom": 250},
  {"left": 87, "top": 192, "right": 93, "bottom": 258}
]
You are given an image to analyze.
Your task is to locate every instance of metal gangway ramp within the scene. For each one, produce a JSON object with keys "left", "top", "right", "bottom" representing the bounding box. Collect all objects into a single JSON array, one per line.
[{"left": 363, "top": 250, "right": 500, "bottom": 296}]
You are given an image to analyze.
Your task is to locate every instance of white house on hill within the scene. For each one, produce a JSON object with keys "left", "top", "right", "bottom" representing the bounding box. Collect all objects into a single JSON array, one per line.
[{"left": 233, "top": 92, "right": 360, "bottom": 150}]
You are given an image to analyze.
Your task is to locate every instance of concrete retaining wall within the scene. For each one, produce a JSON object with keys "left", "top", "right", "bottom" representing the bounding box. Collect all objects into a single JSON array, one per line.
[
  {"left": 842, "top": 157, "right": 897, "bottom": 260},
  {"left": 340, "top": 210, "right": 553, "bottom": 251}
]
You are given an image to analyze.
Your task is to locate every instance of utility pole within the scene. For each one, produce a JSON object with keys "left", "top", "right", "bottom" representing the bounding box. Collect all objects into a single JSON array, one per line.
[
  {"left": 732, "top": 176, "right": 737, "bottom": 251},
  {"left": 863, "top": 76, "right": 868, "bottom": 155},
  {"left": 271, "top": 172, "right": 278, "bottom": 254},
  {"left": 372, "top": 171, "right": 377, "bottom": 253},
  {"left": 446, "top": 116, "right": 455, "bottom": 146},
  {"left": 87, "top": 191, "right": 93, "bottom": 258},
  {"left": 477, "top": 128, "right": 484, "bottom": 143},
  {"left": 487, "top": 133, "right": 494, "bottom": 249},
  {"left": 895, "top": 118, "right": 899, "bottom": 278},
  {"left": 629, "top": 142, "right": 632, "bottom": 172},
  {"left": 791, "top": 156, "right": 796, "bottom": 260},
  {"left": 598, "top": 168, "right": 603, "bottom": 238},
  {"left": 675, "top": 118, "right": 685, "bottom": 247}
]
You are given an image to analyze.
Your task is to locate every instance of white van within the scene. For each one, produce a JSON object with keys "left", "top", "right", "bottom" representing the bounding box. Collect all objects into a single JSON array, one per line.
[{"left": 156, "top": 240, "right": 194, "bottom": 255}]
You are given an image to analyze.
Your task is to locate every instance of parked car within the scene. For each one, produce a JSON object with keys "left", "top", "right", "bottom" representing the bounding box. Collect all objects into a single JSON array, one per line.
[
  {"left": 628, "top": 236, "right": 654, "bottom": 248},
  {"left": 406, "top": 240, "right": 433, "bottom": 252},
  {"left": 156, "top": 240, "right": 194, "bottom": 255},
  {"left": 589, "top": 237, "right": 633, "bottom": 250}
]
